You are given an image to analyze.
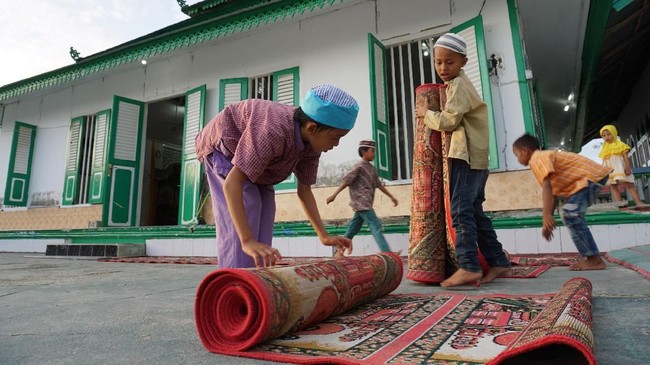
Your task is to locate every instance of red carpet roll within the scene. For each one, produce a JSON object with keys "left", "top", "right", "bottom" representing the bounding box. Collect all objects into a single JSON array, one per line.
[
  {"left": 408, "top": 83, "right": 489, "bottom": 283},
  {"left": 408, "top": 83, "right": 455, "bottom": 283},
  {"left": 194, "top": 252, "right": 403, "bottom": 354}
]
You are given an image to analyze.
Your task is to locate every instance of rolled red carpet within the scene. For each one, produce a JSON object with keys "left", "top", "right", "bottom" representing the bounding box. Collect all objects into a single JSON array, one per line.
[{"left": 194, "top": 252, "right": 403, "bottom": 354}]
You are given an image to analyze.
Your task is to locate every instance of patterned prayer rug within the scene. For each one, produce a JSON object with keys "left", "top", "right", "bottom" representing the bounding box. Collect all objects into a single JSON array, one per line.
[
  {"left": 200, "top": 277, "right": 595, "bottom": 364},
  {"left": 502, "top": 265, "right": 550, "bottom": 278},
  {"left": 604, "top": 244, "right": 650, "bottom": 280},
  {"left": 408, "top": 84, "right": 465, "bottom": 284},
  {"left": 407, "top": 84, "right": 492, "bottom": 284},
  {"left": 510, "top": 253, "right": 580, "bottom": 267},
  {"left": 195, "top": 253, "right": 403, "bottom": 353},
  {"left": 97, "top": 256, "right": 396, "bottom": 266},
  {"left": 98, "top": 256, "right": 218, "bottom": 264},
  {"left": 99, "top": 255, "right": 546, "bottom": 278}
]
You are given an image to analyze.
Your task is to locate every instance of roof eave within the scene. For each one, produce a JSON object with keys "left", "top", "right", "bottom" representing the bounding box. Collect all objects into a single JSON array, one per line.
[{"left": 0, "top": 0, "right": 344, "bottom": 103}]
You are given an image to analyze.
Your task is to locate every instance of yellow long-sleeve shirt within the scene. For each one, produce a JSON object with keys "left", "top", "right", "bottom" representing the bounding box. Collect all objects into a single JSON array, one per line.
[{"left": 422, "top": 70, "right": 490, "bottom": 169}]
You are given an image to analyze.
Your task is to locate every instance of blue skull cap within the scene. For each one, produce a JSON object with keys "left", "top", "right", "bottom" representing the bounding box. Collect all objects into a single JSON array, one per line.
[{"left": 300, "top": 84, "right": 359, "bottom": 130}]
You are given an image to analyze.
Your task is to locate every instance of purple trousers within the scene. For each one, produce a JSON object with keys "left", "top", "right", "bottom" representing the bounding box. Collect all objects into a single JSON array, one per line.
[{"left": 205, "top": 153, "right": 276, "bottom": 268}]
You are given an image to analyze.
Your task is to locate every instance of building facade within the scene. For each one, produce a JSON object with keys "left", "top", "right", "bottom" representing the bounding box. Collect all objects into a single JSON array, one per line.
[{"left": 2, "top": 0, "right": 649, "bottom": 256}]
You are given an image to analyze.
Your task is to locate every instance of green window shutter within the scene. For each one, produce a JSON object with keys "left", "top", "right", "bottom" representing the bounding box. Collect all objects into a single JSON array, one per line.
[
  {"left": 61, "top": 117, "right": 85, "bottom": 206},
  {"left": 273, "top": 67, "right": 300, "bottom": 190},
  {"left": 452, "top": 17, "right": 500, "bottom": 170},
  {"left": 368, "top": 33, "right": 392, "bottom": 179},
  {"left": 4, "top": 122, "right": 37, "bottom": 207},
  {"left": 273, "top": 67, "right": 299, "bottom": 106},
  {"left": 103, "top": 97, "right": 144, "bottom": 227},
  {"left": 179, "top": 84, "right": 206, "bottom": 225},
  {"left": 531, "top": 80, "right": 547, "bottom": 149},
  {"left": 219, "top": 78, "right": 248, "bottom": 111},
  {"left": 88, "top": 109, "right": 110, "bottom": 204}
]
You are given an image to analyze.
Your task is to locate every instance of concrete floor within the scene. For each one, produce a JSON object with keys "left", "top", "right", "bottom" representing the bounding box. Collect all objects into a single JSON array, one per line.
[{"left": 1, "top": 252, "right": 649, "bottom": 365}]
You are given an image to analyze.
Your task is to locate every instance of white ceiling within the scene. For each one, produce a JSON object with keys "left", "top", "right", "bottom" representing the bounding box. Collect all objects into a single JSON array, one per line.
[{"left": 516, "top": 0, "right": 591, "bottom": 147}]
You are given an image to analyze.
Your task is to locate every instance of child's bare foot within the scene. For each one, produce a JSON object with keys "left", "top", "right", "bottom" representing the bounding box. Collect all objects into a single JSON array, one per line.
[
  {"left": 440, "top": 269, "right": 483, "bottom": 287},
  {"left": 334, "top": 249, "right": 345, "bottom": 258},
  {"left": 634, "top": 204, "right": 650, "bottom": 211},
  {"left": 481, "top": 266, "right": 510, "bottom": 284},
  {"left": 569, "top": 256, "right": 606, "bottom": 271}
]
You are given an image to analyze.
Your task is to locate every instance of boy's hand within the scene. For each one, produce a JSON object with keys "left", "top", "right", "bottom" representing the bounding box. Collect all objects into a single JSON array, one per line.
[
  {"left": 625, "top": 166, "right": 632, "bottom": 175},
  {"left": 391, "top": 196, "right": 398, "bottom": 207},
  {"left": 415, "top": 102, "right": 429, "bottom": 118},
  {"left": 541, "top": 227, "right": 554, "bottom": 241},
  {"left": 541, "top": 214, "right": 556, "bottom": 241},
  {"left": 326, "top": 195, "right": 336, "bottom": 204},
  {"left": 321, "top": 235, "right": 352, "bottom": 256},
  {"left": 241, "top": 240, "right": 283, "bottom": 268}
]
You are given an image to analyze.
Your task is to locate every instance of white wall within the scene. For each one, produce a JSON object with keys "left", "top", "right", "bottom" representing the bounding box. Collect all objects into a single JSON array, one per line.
[{"left": 1, "top": 0, "right": 531, "bottom": 207}]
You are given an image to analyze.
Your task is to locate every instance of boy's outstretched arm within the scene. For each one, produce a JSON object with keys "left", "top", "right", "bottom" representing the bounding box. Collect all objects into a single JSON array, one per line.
[
  {"left": 414, "top": 87, "right": 467, "bottom": 132},
  {"left": 326, "top": 181, "right": 348, "bottom": 204},
  {"left": 378, "top": 185, "right": 398, "bottom": 206},
  {"left": 297, "top": 181, "right": 353, "bottom": 255},
  {"left": 541, "top": 177, "right": 557, "bottom": 241}
]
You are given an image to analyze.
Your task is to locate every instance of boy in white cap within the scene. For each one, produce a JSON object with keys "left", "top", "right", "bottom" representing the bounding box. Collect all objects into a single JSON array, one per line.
[
  {"left": 415, "top": 33, "right": 510, "bottom": 287},
  {"left": 326, "top": 139, "right": 399, "bottom": 255},
  {"left": 196, "top": 85, "right": 359, "bottom": 268}
]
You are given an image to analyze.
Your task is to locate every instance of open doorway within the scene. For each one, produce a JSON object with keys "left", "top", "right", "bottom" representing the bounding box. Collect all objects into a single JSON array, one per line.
[{"left": 141, "top": 96, "right": 185, "bottom": 226}]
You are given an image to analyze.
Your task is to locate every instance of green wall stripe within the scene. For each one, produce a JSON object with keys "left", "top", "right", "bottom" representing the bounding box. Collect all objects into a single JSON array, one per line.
[{"left": 1, "top": 211, "right": 649, "bottom": 242}]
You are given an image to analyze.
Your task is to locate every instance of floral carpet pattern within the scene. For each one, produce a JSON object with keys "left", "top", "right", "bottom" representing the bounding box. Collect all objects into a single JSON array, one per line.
[
  {"left": 510, "top": 253, "right": 581, "bottom": 267},
  {"left": 214, "top": 277, "right": 595, "bottom": 364}
]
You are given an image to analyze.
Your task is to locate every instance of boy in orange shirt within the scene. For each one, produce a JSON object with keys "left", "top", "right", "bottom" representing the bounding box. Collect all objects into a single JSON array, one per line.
[{"left": 512, "top": 134, "right": 611, "bottom": 270}]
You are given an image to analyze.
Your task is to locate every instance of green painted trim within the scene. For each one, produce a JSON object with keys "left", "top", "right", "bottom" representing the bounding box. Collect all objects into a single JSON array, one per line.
[
  {"left": 506, "top": 0, "right": 536, "bottom": 136},
  {"left": 575, "top": 0, "right": 613, "bottom": 148},
  {"left": 0, "top": 0, "right": 345, "bottom": 102},
  {"left": 612, "top": 0, "right": 634, "bottom": 12},
  {"left": 451, "top": 16, "right": 499, "bottom": 170},
  {"left": 2, "top": 211, "right": 649, "bottom": 241}
]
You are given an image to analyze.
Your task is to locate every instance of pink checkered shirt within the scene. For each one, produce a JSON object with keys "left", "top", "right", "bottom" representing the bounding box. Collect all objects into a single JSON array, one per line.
[
  {"left": 195, "top": 99, "right": 320, "bottom": 185},
  {"left": 344, "top": 160, "right": 382, "bottom": 211}
]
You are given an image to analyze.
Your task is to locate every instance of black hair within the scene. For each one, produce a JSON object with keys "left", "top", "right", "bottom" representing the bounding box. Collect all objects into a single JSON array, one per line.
[
  {"left": 358, "top": 146, "right": 372, "bottom": 157},
  {"left": 294, "top": 107, "right": 336, "bottom": 132},
  {"left": 512, "top": 133, "right": 541, "bottom": 151}
]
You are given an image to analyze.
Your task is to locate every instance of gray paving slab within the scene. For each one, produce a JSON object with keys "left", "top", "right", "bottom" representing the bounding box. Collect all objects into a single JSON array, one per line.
[{"left": 1, "top": 252, "right": 649, "bottom": 365}]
